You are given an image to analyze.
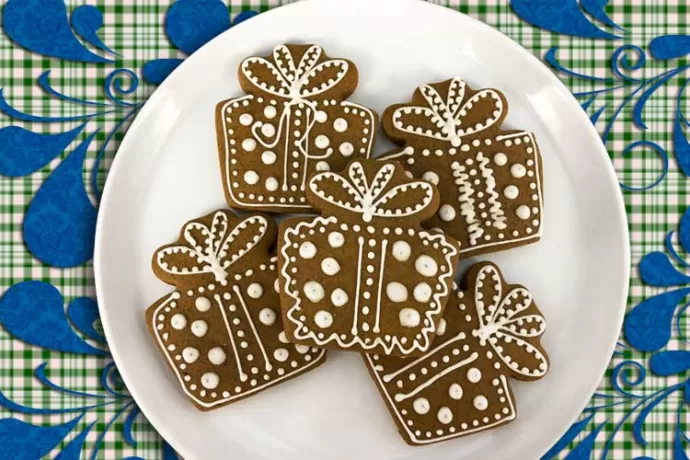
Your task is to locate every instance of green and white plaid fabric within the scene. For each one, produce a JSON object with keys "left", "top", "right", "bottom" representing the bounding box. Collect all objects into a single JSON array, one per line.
[{"left": 0, "top": 0, "right": 688, "bottom": 458}]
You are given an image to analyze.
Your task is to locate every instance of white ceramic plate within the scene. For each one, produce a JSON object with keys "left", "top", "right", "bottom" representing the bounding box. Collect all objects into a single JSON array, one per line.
[{"left": 94, "top": 0, "right": 630, "bottom": 458}]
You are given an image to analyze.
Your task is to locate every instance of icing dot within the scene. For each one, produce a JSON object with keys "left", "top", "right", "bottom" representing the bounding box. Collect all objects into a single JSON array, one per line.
[
  {"left": 331, "top": 288, "right": 349, "bottom": 307},
  {"left": 386, "top": 282, "right": 408, "bottom": 303},
  {"left": 295, "top": 344, "right": 310, "bottom": 354},
  {"left": 399, "top": 308, "right": 420, "bottom": 327},
  {"left": 321, "top": 257, "right": 341, "bottom": 276},
  {"left": 191, "top": 320, "right": 208, "bottom": 337},
  {"left": 328, "top": 232, "right": 345, "bottom": 248},
  {"left": 242, "top": 139, "right": 257, "bottom": 152},
  {"left": 413, "top": 397, "right": 430, "bottom": 415},
  {"left": 422, "top": 171, "right": 440, "bottom": 185},
  {"left": 467, "top": 367, "right": 482, "bottom": 383},
  {"left": 261, "top": 123, "right": 276, "bottom": 137},
  {"left": 273, "top": 348, "right": 289, "bottom": 362},
  {"left": 299, "top": 242, "right": 317, "bottom": 259},
  {"left": 437, "top": 407, "right": 453, "bottom": 425},
  {"left": 516, "top": 205, "right": 531, "bottom": 220},
  {"left": 315, "top": 110, "right": 328, "bottom": 123},
  {"left": 494, "top": 153, "right": 507, "bottom": 166},
  {"left": 510, "top": 163, "right": 527, "bottom": 178},
  {"left": 171, "top": 314, "right": 187, "bottom": 330},
  {"left": 438, "top": 204, "right": 456, "bottom": 222},
  {"left": 259, "top": 308, "right": 277, "bottom": 326},
  {"left": 261, "top": 151, "right": 277, "bottom": 165},
  {"left": 247, "top": 283, "right": 264, "bottom": 299},
  {"left": 315, "top": 161, "right": 330, "bottom": 171},
  {"left": 437, "top": 318, "right": 447, "bottom": 336},
  {"left": 208, "top": 347, "right": 226, "bottom": 365},
  {"left": 278, "top": 331, "right": 289, "bottom": 343},
  {"left": 314, "top": 310, "right": 334, "bottom": 328},
  {"left": 315, "top": 135, "right": 330, "bottom": 149},
  {"left": 239, "top": 114, "right": 253, "bottom": 126},
  {"left": 415, "top": 255, "right": 438, "bottom": 277},
  {"left": 244, "top": 170, "right": 259, "bottom": 185},
  {"left": 304, "top": 281, "right": 325, "bottom": 302},
  {"left": 504, "top": 185, "right": 519, "bottom": 199},
  {"left": 263, "top": 106, "right": 277, "bottom": 119},
  {"left": 265, "top": 177, "right": 279, "bottom": 191},
  {"left": 339, "top": 142, "right": 354, "bottom": 156},
  {"left": 201, "top": 372, "right": 220, "bottom": 390},
  {"left": 391, "top": 241, "right": 411, "bottom": 262},
  {"left": 474, "top": 395, "right": 489, "bottom": 411},
  {"left": 182, "top": 347, "right": 199, "bottom": 363},
  {"left": 449, "top": 383, "right": 463, "bottom": 400},
  {"left": 195, "top": 297, "right": 211, "bottom": 312},
  {"left": 333, "top": 118, "right": 348, "bottom": 132},
  {"left": 413, "top": 282, "right": 432, "bottom": 303}
]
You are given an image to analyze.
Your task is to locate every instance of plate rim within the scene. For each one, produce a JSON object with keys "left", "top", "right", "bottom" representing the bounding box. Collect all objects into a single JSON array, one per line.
[{"left": 94, "top": 0, "right": 631, "bottom": 458}]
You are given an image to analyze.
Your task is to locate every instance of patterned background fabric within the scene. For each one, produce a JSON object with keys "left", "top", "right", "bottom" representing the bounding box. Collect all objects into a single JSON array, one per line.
[{"left": 0, "top": 0, "right": 689, "bottom": 458}]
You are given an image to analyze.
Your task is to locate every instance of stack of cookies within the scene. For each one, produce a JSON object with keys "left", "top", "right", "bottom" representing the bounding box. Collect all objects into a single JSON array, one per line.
[{"left": 145, "top": 44, "right": 550, "bottom": 446}]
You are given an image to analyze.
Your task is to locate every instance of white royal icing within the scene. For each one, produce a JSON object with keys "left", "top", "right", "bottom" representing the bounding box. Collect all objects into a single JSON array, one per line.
[
  {"left": 242, "top": 138, "right": 257, "bottom": 152},
  {"left": 247, "top": 282, "right": 264, "bottom": 299},
  {"left": 171, "top": 314, "right": 187, "bottom": 330},
  {"left": 516, "top": 205, "right": 531, "bottom": 220},
  {"left": 261, "top": 151, "right": 277, "bottom": 165},
  {"left": 333, "top": 118, "right": 348, "bottom": 132},
  {"left": 273, "top": 348, "right": 289, "bottom": 362},
  {"left": 339, "top": 142, "right": 354, "bottom": 156},
  {"left": 321, "top": 257, "right": 341, "bottom": 276},
  {"left": 438, "top": 204, "right": 456, "bottom": 222},
  {"left": 201, "top": 372, "right": 220, "bottom": 390},
  {"left": 415, "top": 255, "right": 438, "bottom": 277},
  {"left": 467, "top": 367, "right": 482, "bottom": 383},
  {"left": 315, "top": 161, "right": 330, "bottom": 171},
  {"left": 331, "top": 288, "right": 349, "bottom": 307},
  {"left": 265, "top": 177, "right": 279, "bottom": 191},
  {"left": 328, "top": 232, "right": 345, "bottom": 248},
  {"left": 473, "top": 395, "right": 489, "bottom": 411},
  {"left": 387, "top": 282, "right": 409, "bottom": 303},
  {"left": 182, "top": 347, "right": 199, "bottom": 363},
  {"left": 510, "top": 163, "right": 526, "bottom": 179},
  {"left": 195, "top": 297, "right": 211, "bottom": 312},
  {"left": 413, "top": 282, "right": 432, "bottom": 303},
  {"left": 503, "top": 185, "right": 519, "bottom": 199},
  {"left": 399, "top": 308, "right": 421, "bottom": 327},
  {"left": 413, "top": 397, "right": 430, "bottom": 415},
  {"left": 448, "top": 383, "right": 463, "bottom": 400},
  {"left": 299, "top": 242, "right": 317, "bottom": 259},
  {"left": 191, "top": 320, "right": 208, "bottom": 337},
  {"left": 304, "top": 281, "right": 325, "bottom": 302},
  {"left": 391, "top": 240, "right": 412, "bottom": 262},
  {"left": 422, "top": 171, "right": 440, "bottom": 185},
  {"left": 493, "top": 153, "right": 507, "bottom": 166},
  {"left": 208, "top": 347, "right": 226, "bottom": 365},
  {"left": 437, "top": 407, "right": 453, "bottom": 425},
  {"left": 315, "top": 135, "right": 330, "bottom": 149},
  {"left": 263, "top": 106, "right": 277, "bottom": 119},
  {"left": 437, "top": 318, "right": 447, "bottom": 336},
  {"left": 239, "top": 114, "right": 253, "bottom": 126},
  {"left": 244, "top": 170, "right": 259, "bottom": 185},
  {"left": 258, "top": 308, "right": 277, "bottom": 326},
  {"left": 314, "top": 310, "right": 334, "bottom": 328}
]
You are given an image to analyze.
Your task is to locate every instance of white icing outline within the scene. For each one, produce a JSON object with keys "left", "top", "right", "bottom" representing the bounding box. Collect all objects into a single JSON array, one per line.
[
  {"left": 152, "top": 293, "right": 326, "bottom": 409},
  {"left": 280, "top": 217, "right": 458, "bottom": 354},
  {"left": 363, "top": 355, "right": 515, "bottom": 445}
]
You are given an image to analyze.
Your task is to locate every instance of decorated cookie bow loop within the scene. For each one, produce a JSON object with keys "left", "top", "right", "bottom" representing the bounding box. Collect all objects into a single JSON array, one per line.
[
  {"left": 240, "top": 45, "right": 351, "bottom": 102},
  {"left": 471, "top": 265, "right": 548, "bottom": 380},
  {"left": 155, "top": 212, "right": 271, "bottom": 285},
  {"left": 308, "top": 161, "right": 436, "bottom": 223},
  {"left": 392, "top": 77, "right": 506, "bottom": 147}
]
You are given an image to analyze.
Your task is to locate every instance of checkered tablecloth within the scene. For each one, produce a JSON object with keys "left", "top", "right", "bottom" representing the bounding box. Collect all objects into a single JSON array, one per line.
[{"left": 1, "top": 1, "right": 688, "bottom": 458}]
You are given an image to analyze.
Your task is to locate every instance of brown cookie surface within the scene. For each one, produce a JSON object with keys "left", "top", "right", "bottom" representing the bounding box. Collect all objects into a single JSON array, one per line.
[
  {"left": 380, "top": 77, "right": 544, "bottom": 257},
  {"left": 146, "top": 209, "right": 326, "bottom": 411},
  {"left": 278, "top": 159, "right": 460, "bottom": 356},
  {"left": 363, "top": 262, "right": 549, "bottom": 445},
  {"left": 216, "top": 44, "right": 378, "bottom": 213}
]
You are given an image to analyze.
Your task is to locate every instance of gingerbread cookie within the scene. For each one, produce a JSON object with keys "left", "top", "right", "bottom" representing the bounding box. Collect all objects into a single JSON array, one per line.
[
  {"left": 380, "top": 77, "right": 544, "bottom": 257},
  {"left": 216, "top": 44, "right": 378, "bottom": 213},
  {"left": 146, "top": 209, "right": 326, "bottom": 411},
  {"left": 363, "top": 262, "right": 549, "bottom": 445},
  {"left": 278, "top": 159, "right": 460, "bottom": 356}
]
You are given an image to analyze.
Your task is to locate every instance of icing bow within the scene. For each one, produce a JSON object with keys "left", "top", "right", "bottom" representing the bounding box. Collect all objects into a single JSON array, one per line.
[
  {"left": 155, "top": 212, "right": 269, "bottom": 283},
  {"left": 392, "top": 78, "right": 505, "bottom": 147},
  {"left": 241, "top": 45, "right": 350, "bottom": 101},
  {"left": 471, "top": 265, "right": 549, "bottom": 379},
  {"left": 309, "top": 162, "right": 434, "bottom": 223}
]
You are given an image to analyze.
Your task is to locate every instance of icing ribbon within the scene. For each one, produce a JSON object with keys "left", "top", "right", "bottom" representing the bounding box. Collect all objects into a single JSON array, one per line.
[
  {"left": 309, "top": 161, "right": 435, "bottom": 222},
  {"left": 392, "top": 77, "right": 505, "bottom": 146}
]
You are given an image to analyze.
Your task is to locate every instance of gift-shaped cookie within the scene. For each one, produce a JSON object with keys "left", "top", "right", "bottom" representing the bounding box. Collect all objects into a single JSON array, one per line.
[
  {"left": 380, "top": 77, "right": 544, "bottom": 257},
  {"left": 146, "top": 210, "right": 326, "bottom": 411},
  {"left": 215, "top": 44, "right": 377, "bottom": 213},
  {"left": 278, "top": 160, "right": 460, "bottom": 356},
  {"left": 363, "top": 262, "right": 549, "bottom": 445}
]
